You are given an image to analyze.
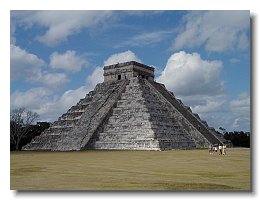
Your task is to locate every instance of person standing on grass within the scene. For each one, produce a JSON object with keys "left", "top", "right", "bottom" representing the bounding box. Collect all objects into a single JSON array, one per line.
[
  {"left": 218, "top": 144, "right": 222, "bottom": 155},
  {"left": 209, "top": 144, "right": 213, "bottom": 155},
  {"left": 222, "top": 144, "right": 226, "bottom": 155},
  {"left": 213, "top": 146, "right": 217, "bottom": 154}
]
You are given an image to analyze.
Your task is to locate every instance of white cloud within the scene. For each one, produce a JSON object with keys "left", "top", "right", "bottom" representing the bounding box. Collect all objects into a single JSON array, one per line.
[
  {"left": 40, "top": 72, "right": 69, "bottom": 88},
  {"left": 157, "top": 51, "right": 224, "bottom": 96},
  {"left": 157, "top": 51, "right": 226, "bottom": 115},
  {"left": 10, "top": 21, "right": 16, "bottom": 45},
  {"left": 40, "top": 86, "right": 90, "bottom": 121},
  {"left": 172, "top": 11, "right": 249, "bottom": 52},
  {"left": 86, "top": 67, "right": 104, "bottom": 89},
  {"left": 50, "top": 50, "right": 88, "bottom": 72},
  {"left": 230, "top": 92, "right": 250, "bottom": 117},
  {"left": 11, "top": 87, "right": 53, "bottom": 112},
  {"left": 195, "top": 92, "right": 250, "bottom": 132},
  {"left": 181, "top": 94, "right": 226, "bottom": 114},
  {"left": 10, "top": 85, "right": 90, "bottom": 122},
  {"left": 10, "top": 64, "right": 106, "bottom": 121},
  {"left": 104, "top": 50, "right": 141, "bottom": 66},
  {"left": 156, "top": 52, "right": 250, "bottom": 131},
  {"left": 229, "top": 58, "right": 240, "bottom": 64},
  {"left": 11, "top": 86, "right": 89, "bottom": 122},
  {"left": 116, "top": 29, "right": 175, "bottom": 48},
  {"left": 202, "top": 114, "right": 250, "bottom": 133},
  {"left": 12, "top": 11, "right": 114, "bottom": 46},
  {"left": 11, "top": 44, "right": 69, "bottom": 88},
  {"left": 10, "top": 44, "right": 44, "bottom": 81}
]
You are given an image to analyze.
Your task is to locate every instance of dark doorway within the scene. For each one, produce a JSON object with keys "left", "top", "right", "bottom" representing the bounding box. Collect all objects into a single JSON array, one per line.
[{"left": 118, "top": 75, "right": 121, "bottom": 80}]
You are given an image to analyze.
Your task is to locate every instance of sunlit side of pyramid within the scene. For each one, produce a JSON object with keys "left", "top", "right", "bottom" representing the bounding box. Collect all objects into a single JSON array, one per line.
[{"left": 23, "top": 61, "right": 223, "bottom": 151}]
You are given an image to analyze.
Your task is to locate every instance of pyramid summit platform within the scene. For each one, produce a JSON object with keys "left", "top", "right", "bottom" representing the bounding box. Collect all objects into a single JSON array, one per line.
[{"left": 23, "top": 61, "right": 224, "bottom": 151}]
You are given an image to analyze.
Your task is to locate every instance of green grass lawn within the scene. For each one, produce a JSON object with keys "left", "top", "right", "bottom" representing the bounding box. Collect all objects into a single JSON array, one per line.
[{"left": 10, "top": 148, "right": 250, "bottom": 191}]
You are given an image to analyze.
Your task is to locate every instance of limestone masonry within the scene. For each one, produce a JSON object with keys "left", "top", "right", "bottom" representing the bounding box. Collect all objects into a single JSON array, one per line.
[{"left": 24, "top": 61, "right": 225, "bottom": 151}]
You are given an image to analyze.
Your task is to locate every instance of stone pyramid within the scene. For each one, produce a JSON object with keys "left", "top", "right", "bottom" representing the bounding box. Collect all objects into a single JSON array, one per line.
[{"left": 23, "top": 61, "right": 223, "bottom": 151}]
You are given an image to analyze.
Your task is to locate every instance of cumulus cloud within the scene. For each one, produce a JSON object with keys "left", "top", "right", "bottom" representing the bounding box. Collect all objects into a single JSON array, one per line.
[
  {"left": 86, "top": 67, "right": 104, "bottom": 89},
  {"left": 11, "top": 87, "right": 53, "bottom": 111},
  {"left": 157, "top": 51, "right": 226, "bottom": 115},
  {"left": 230, "top": 92, "right": 250, "bottom": 117},
  {"left": 156, "top": 51, "right": 250, "bottom": 131},
  {"left": 11, "top": 44, "right": 69, "bottom": 88},
  {"left": 50, "top": 50, "right": 88, "bottom": 72},
  {"left": 10, "top": 64, "right": 106, "bottom": 121},
  {"left": 40, "top": 86, "right": 90, "bottom": 121},
  {"left": 11, "top": 44, "right": 44, "bottom": 81},
  {"left": 157, "top": 51, "right": 224, "bottom": 96},
  {"left": 40, "top": 73, "right": 69, "bottom": 88},
  {"left": 181, "top": 94, "right": 226, "bottom": 114},
  {"left": 199, "top": 113, "right": 249, "bottom": 132},
  {"left": 172, "top": 11, "right": 249, "bottom": 52},
  {"left": 12, "top": 11, "right": 114, "bottom": 46},
  {"left": 11, "top": 86, "right": 89, "bottom": 122},
  {"left": 104, "top": 50, "right": 141, "bottom": 66},
  {"left": 116, "top": 29, "right": 175, "bottom": 48},
  {"left": 186, "top": 92, "right": 250, "bottom": 132}
]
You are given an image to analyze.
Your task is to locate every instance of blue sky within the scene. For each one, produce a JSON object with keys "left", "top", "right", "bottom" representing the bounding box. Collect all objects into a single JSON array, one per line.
[{"left": 10, "top": 10, "right": 250, "bottom": 132}]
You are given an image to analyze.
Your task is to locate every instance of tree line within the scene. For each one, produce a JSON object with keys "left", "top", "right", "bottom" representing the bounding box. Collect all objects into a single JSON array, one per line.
[{"left": 223, "top": 131, "right": 250, "bottom": 148}]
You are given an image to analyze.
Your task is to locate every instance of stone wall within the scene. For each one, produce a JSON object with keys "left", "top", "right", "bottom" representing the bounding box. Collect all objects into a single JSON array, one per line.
[{"left": 104, "top": 61, "right": 154, "bottom": 82}]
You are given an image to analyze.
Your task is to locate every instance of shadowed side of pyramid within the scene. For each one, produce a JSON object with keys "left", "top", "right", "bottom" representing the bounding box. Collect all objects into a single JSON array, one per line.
[
  {"left": 23, "top": 61, "right": 224, "bottom": 151},
  {"left": 147, "top": 81, "right": 223, "bottom": 146}
]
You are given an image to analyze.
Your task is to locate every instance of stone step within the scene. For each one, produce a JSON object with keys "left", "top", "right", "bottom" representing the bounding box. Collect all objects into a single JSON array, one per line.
[
  {"left": 52, "top": 120, "right": 76, "bottom": 127},
  {"left": 103, "top": 125, "right": 152, "bottom": 133},
  {"left": 98, "top": 129, "right": 155, "bottom": 135},
  {"left": 107, "top": 114, "right": 151, "bottom": 122},
  {"left": 78, "top": 96, "right": 93, "bottom": 105},
  {"left": 108, "top": 112, "right": 151, "bottom": 119},
  {"left": 98, "top": 130, "right": 189, "bottom": 139},
  {"left": 97, "top": 134, "right": 189, "bottom": 142},
  {"left": 104, "top": 120, "right": 183, "bottom": 130},
  {"left": 116, "top": 100, "right": 162, "bottom": 108},
  {"left": 49, "top": 126, "right": 74, "bottom": 132},
  {"left": 59, "top": 112, "right": 82, "bottom": 120},
  {"left": 120, "top": 93, "right": 144, "bottom": 99},
  {"left": 98, "top": 136, "right": 156, "bottom": 141},
  {"left": 94, "top": 140, "right": 160, "bottom": 150},
  {"left": 68, "top": 104, "right": 88, "bottom": 113},
  {"left": 111, "top": 108, "right": 151, "bottom": 116}
]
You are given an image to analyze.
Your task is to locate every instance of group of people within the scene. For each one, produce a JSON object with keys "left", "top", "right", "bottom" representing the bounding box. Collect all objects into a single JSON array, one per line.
[{"left": 208, "top": 144, "right": 226, "bottom": 155}]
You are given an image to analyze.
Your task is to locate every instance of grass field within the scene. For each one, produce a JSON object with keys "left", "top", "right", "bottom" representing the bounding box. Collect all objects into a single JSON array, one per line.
[{"left": 10, "top": 148, "right": 250, "bottom": 191}]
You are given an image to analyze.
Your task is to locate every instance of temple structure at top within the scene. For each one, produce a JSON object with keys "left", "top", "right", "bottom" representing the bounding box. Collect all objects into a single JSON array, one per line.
[{"left": 104, "top": 61, "right": 154, "bottom": 82}]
